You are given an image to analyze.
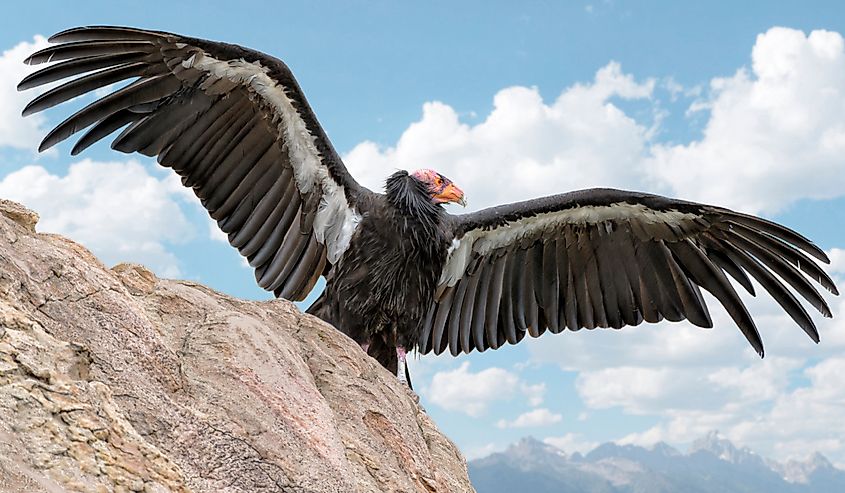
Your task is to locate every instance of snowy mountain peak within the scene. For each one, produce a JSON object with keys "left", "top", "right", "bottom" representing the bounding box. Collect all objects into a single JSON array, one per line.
[
  {"left": 650, "top": 441, "right": 682, "bottom": 457},
  {"left": 690, "top": 430, "right": 759, "bottom": 465},
  {"left": 778, "top": 452, "right": 836, "bottom": 484},
  {"left": 810, "top": 452, "right": 833, "bottom": 469},
  {"left": 510, "top": 436, "right": 566, "bottom": 457},
  {"left": 505, "top": 436, "right": 568, "bottom": 463},
  {"left": 470, "top": 432, "right": 845, "bottom": 493},
  {"left": 690, "top": 430, "right": 732, "bottom": 454}
]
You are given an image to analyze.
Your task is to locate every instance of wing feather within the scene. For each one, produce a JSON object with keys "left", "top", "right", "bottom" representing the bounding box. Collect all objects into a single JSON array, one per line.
[
  {"left": 24, "top": 40, "right": 157, "bottom": 65},
  {"left": 471, "top": 258, "right": 494, "bottom": 352},
  {"left": 727, "top": 222, "right": 837, "bottom": 295},
  {"left": 500, "top": 252, "right": 521, "bottom": 344},
  {"left": 19, "top": 52, "right": 152, "bottom": 91},
  {"left": 716, "top": 237, "right": 819, "bottom": 343},
  {"left": 460, "top": 267, "right": 484, "bottom": 353},
  {"left": 249, "top": 189, "right": 302, "bottom": 268},
  {"left": 541, "top": 240, "right": 561, "bottom": 333},
  {"left": 727, "top": 230, "right": 831, "bottom": 317},
  {"left": 23, "top": 62, "right": 153, "bottom": 116},
  {"left": 431, "top": 287, "right": 455, "bottom": 355},
  {"left": 557, "top": 239, "right": 578, "bottom": 330},
  {"left": 418, "top": 189, "right": 836, "bottom": 356},
  {"left": 72, "top": 109, "right": 140, "bottom": 155},
  {"left": 485, "top": 254, "right": 508, "bottom": 348},
  {"left": 448, "top": 272, "right": 472, "bottom": 356},
  {"left": 524, "top": 243, "right": 542, "bottom": 337},
  {"left": 667, "top": 239, "right": 764, "bottom": 353},
  {"left": 21, "top": 26, "right": 372, "bottom": 301}
]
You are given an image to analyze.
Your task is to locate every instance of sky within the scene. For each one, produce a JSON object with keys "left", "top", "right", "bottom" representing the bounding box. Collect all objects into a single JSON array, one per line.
[{"left": 2, "top": 0, "right": 845, "bottom": 466}]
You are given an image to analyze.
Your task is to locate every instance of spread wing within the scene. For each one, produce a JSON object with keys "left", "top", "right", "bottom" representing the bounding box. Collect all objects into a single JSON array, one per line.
[
  {"left": 20, "top": 26, "right": 374, "bottom": 300},
  {"left": 420, "top": 189, "right": 838, "bottom": 356}
]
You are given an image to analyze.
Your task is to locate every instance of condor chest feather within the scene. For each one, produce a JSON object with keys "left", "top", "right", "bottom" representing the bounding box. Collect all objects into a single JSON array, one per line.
[{"left": 342, "top": 208, "right": 449, "bottom": 313}]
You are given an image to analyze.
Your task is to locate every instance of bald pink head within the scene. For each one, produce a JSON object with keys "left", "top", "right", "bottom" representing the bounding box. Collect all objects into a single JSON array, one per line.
[{"left": 411, "top": 169, "right": 466, "bottom": 206}]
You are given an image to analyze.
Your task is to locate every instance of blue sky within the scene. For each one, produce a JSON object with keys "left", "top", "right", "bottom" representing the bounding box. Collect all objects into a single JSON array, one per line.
[{"left": 2, "top": 0, "right": 845, "bottom": 465}]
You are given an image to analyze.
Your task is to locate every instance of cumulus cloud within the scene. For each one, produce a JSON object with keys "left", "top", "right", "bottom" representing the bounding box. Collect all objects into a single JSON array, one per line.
[
  {"left": 522, "top": 382, "right": 547, "bottom": 407},
  {"left": 464, "top": 443, "right": 506, "bottom": 461},
  {"left": 427, "top": 362, "right": 518, "bottom": 416},
  {"left": 344, "top": 62, "right": 657, "bottom": 211},
  {"left": 616, "top": 357, "right": 845, "bottom": 462},
  {"left": 557, "top": 281, "right": 841, "bottom": 460},
  {"left": 426, "top": 362, "right": 546, "bottom": 417},
  {"left": 0, "top": 36, "right": 50, "bottom": 152},
  {"left": 576, "top": 357, "right": 802, "bottom": 414},
  {"left": 649, "top": 28, "right": 845, "bottom": 213},
  {"left": 496, "top": 408, "right": 562, "bottom": 429},
  {"left": 0, "top": 159, "right": 196, "bottom": 276},
  {"left": 576, "top": 367, "right": 688, "bottom": 412},
  {"left": 742, "top": 357, "right": 845, "bottom": 460},
  {"left": 345, "top": 27, "right": 845, "bottom": 217}
]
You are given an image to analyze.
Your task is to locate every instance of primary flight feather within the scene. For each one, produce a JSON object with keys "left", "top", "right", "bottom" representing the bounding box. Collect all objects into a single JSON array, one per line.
[{"left": 20, "top": 26, "right": 838, "bottom": 383}]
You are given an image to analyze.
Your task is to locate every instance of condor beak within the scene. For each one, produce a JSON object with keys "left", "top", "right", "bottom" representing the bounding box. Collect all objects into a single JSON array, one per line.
[{"left": 434, "top": 182, "right": 467, "bottom": 207}]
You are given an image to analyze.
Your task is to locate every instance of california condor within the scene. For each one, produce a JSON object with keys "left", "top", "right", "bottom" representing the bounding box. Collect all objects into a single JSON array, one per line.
[{"left": 19, "top": 26, "right": 839, "bottom": 384}]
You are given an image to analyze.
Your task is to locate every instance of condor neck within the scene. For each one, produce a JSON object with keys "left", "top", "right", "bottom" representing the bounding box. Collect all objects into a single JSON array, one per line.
[{"left": 384, "top": 171, "right": 444, "bottom": 237}]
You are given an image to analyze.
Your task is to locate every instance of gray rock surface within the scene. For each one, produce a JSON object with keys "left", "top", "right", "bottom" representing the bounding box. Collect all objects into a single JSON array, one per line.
[{"left": 0, "top": 198, "right": 474, "bottom": 493}]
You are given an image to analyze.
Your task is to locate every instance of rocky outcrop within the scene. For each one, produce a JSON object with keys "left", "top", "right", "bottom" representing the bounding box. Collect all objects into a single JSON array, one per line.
[{"left": 0, "top": 199, "right": 474, "bottom": 493}]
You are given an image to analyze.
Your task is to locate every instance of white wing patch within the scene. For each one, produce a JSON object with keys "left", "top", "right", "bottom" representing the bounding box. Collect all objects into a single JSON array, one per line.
[
  {"left": 438, "top": 203, "right": 698, "bottom": 287},
  {"left": 185, "top": 52, "right": 361, "bottom": 263}
]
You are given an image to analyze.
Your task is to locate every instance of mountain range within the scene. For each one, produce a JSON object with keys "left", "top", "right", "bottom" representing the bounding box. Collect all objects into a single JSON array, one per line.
[{"left": 468, "top": 432, "right": 845, "bottom": 493}]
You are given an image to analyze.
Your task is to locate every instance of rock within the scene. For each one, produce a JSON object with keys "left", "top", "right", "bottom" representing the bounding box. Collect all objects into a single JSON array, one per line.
[
  {"left": 0, "top": 198, "right": 38, "bottom": 232},
  {"left": 0, "top": 199, "right": 474, "bottom": 493}
]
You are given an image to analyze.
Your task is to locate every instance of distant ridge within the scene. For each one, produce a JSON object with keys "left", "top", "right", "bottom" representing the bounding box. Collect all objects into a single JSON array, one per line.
[{"left": 470, "top": 433, "right": 844, "bottom": 493}]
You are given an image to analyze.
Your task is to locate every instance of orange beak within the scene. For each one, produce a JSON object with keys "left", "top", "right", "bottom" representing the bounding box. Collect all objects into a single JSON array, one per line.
[{"left": 433, "top": 182, "right": 467, "bottom": 207}]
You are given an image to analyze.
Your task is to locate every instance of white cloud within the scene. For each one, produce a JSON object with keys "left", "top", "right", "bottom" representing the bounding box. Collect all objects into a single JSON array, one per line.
[
  {"left": 0, "top": 159, "right": 196, "bottom": 277},
  {"left": 617, "top": 427, "right": 669, "bottom": 447},
  {"left": 427, "top": 362, "right": 520, "bottom": 416},
  {"left": 649, "top": 28, "right": 845, "bottom": 213},
  {"left": 0, "top": 36, "right": 50, "bottom": 152},
  {"left": 522, "top": 382, "right": 546, "bottom": 407},
  {"left": 426, "top": 362, "right": 546, "bottom": 417},
  {"left": 707, "top": 357, "right": 803, "bottom": 402},
  {"left": 614, "top": 357, "right": 845, "bottom": 462},
  {"left": 576, "top": 366, "right": 683, "bottom": 412},
  {"left": 576, "top": 357, "right": 801, "bottom": 415},
  {"left": 544, "top": 433, "right": 599, "bottom": 455},
  {"left": 464, "top": 442, "right": 506, "bottom": 461},
  {"left": 346, "top": 27, "right": 845, "bottom": 218},
  {"left": 344, "top": 62, "right": 657, "bottom": 212},
  {"left": 496, "top": 408, "right": 562, "bottom": 428},
  {"left": 745, "top": 357, "right": 845, "bottom": 460}
]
